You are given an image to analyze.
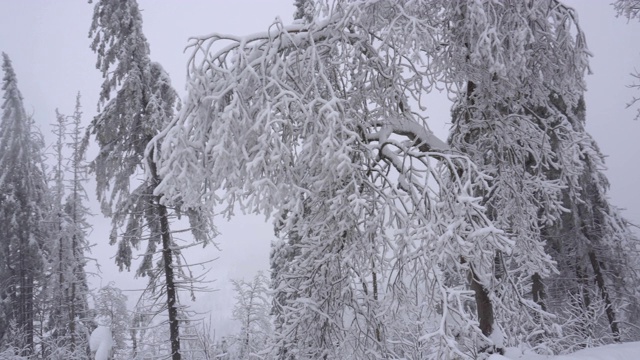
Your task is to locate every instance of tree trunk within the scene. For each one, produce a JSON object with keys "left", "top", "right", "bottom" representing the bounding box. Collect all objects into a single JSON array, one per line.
[
  {"left": 372, "top": 264, "right": 381, "bottom": 343},
  {"left": 469, "top": 266, "right": 494, "bottom": 337},
  {"left": 531, "top": 272, "right": 546, "bottom": 311},
  {"left": 159, "top": 200, "right": 181, "bottom": 360},
  {"left": 69, "top": 158, "right": 79, "bottom": 353},
  {"left": 150, "top": 160, "right": 181, "bottom": 360},
  {"left": 588, "top": 250, "right": 620, "bottom": 341},
  {"left": 24, "top": 270, "right": 34, "bottom": 358},
  {"left": 18, "top": 228, "right": 34, "bottom": 357},
  {"left": 69, "top": 232, "right": 78, "bottom": 353}
]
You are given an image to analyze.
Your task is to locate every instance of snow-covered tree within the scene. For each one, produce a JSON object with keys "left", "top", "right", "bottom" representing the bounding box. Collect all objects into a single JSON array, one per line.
[
  {"left": 45, "top": 108, "right": 72, "bottom": 351},
  {"left": 176, "top": 317, "right": 219, "bottom": 360},
  {"left": 93, "top": 284, "right": 130, "bottom": 360},
  {"left": 229, "top": 272, "right": 272, "bottom": 359},
  {"left": 0, "top": 52, "right": 49, "bottom": 357},
  {"left": 535, "top": 95, "right": 640, "bottom": 348},
  {"left": 89, "top": 322, "right": 113, "bottom": 360},
  {"left": 43, "top": 94, "right": 92, "bottom": 359},
  {"left": 86, "top": 1, "right": 215, "bottom": 359},
  {"left": 152, "top": 0, "right": 640, "bottom": 357},
  {"left": 445, "top": 1, "right": 592, "bottom": 348},
  {"left": 64, "top": 93, "right": 93, "bottom": 354},
  {"left": 154, "top": 1, "right": 538, "bottom": 357}
]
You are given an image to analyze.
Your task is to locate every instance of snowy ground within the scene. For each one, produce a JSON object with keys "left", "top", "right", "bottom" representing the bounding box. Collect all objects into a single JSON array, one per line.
[{"left": 491, "top": 342, "right": 640, "bottom": 360}]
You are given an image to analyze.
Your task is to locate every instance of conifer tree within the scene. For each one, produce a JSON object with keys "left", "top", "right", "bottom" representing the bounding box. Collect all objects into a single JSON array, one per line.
[
  {"left": 535, "top": 95, "right": 640, "bottom": 348},
  {"left": 46, "top": 108, "right": 69, "bottom": 346},
  {"left": 64, "top": 93, "right": 92, "bottom": 355},
  {"left": 0, "top": 52, "right": 49, "bottom": 356},
  {"left": 42, "top": 94, "right": 92, "bottom": 359},
  {"left": 86, "top": 1, "right": 214, "bottom": 359}
]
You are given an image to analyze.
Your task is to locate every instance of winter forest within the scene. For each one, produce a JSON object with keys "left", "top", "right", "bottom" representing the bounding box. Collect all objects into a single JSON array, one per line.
[{"left": 1, "top": 0, "right": 640, "bottom": 359}]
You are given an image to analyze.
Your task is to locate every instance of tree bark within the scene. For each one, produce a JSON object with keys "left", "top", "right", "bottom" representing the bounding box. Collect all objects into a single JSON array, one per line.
[
  {"left": 469, "top": 266, "right": 494, "bottom": 337},
  {"left": 531, "top": 272, "right": 546, "bottom": 311},
  {"left": 150, "top": 159, "right": 181, "bottom": 360},
  {"left": 588, "top": 250, "right": 620, "bottom": 341}
]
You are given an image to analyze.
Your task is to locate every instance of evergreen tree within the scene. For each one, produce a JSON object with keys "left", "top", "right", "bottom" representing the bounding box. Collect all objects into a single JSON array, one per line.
[
  {"left": 87, "top": 1, "right": 214, "bottom": 359},
  {"left": 43, "top": 108, "right": 76, "bottom": 359},
  {"left": 64, "top": 93, "right": 92, "bottom": 356},
  {"left": 446, "top": 1, "right": 590, "bottom": 348},
  {"left": 45, "top": 108, "right": 69, "bottom": 351},
  {"left": 0, "top": 52, "right": 49, "bottom": 356},
  {"left": 41, "top": 94, "right": 92, "bottom": 360},
  {"left": 536, "top": 95, "right": 640, "bottom": 349}
]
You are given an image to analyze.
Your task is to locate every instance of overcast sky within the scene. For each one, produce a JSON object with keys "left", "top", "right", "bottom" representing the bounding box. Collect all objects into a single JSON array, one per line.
[{"left": 1, "top": 1, "right": 639, "bottom": 337}]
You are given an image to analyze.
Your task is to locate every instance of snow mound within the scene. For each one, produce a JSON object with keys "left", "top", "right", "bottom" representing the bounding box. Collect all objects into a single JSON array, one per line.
[{"left": 89, "top": 325, "right": 113, "bottom": 360}]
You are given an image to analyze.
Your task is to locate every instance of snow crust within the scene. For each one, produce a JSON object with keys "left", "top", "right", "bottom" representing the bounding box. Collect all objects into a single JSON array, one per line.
[{"left": 499, "top": 341, "right": 640, "bottom": 360}]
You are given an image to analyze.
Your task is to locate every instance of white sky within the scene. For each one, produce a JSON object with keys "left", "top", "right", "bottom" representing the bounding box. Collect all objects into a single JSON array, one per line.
[{"left": 0, "top": 0, "right": 639, "bottom": 337}]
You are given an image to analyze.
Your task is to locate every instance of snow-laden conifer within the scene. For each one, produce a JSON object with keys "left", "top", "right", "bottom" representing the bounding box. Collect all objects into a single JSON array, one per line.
[
  {"left": 86, "top": 1, "right": 215, "bottom": 359},
  {"left": 533, "top": 96, "right": 640, "bottom": 350},
  {"left": 0, "top": 53, "right": 49, "bottom": 357}
]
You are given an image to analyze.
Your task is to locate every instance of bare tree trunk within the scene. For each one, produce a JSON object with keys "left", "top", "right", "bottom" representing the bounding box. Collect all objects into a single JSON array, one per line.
[
  {"left": 372, "top": 265, "right": 381, "bottom": 343},
  {"left": 149, "top": 159, "right": 181, "bottom": 360},
  {"left": 159, "top": 200, "right": 181, "bottom": 360},
  {"left": 588, "top": 250, "right": 620, "bottom": 341},
  {"left": 69, "top": 233, "right": 77, "bottom": 353},
  {"left": 469, "top": 266, "right": 494, "bottom": 337},
  {"left": 531, "top": 272, "right": 546, "bottom": 311}
]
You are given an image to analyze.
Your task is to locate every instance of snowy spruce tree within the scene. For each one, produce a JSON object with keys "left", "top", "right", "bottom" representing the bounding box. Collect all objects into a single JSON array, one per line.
[
  {"left": 540, "top": 98, "right": 640, "bottom": 349},
  {"left": 442, "top": 2, "right": 636, "bottom": 350},
  {"left": 86, "top": 1, "right": 214, "bottom": 359},
  {"left": 63, "top": 93, "right": 93, "bottom": 352},
  {"left": 0, "top": 53, "right": 50, "bottom": 357}
]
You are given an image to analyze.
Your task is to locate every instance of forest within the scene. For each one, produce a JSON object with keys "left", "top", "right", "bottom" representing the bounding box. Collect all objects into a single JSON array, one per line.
[{"left": 1, "top": 0, "right": 640, "bottom": 359}]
